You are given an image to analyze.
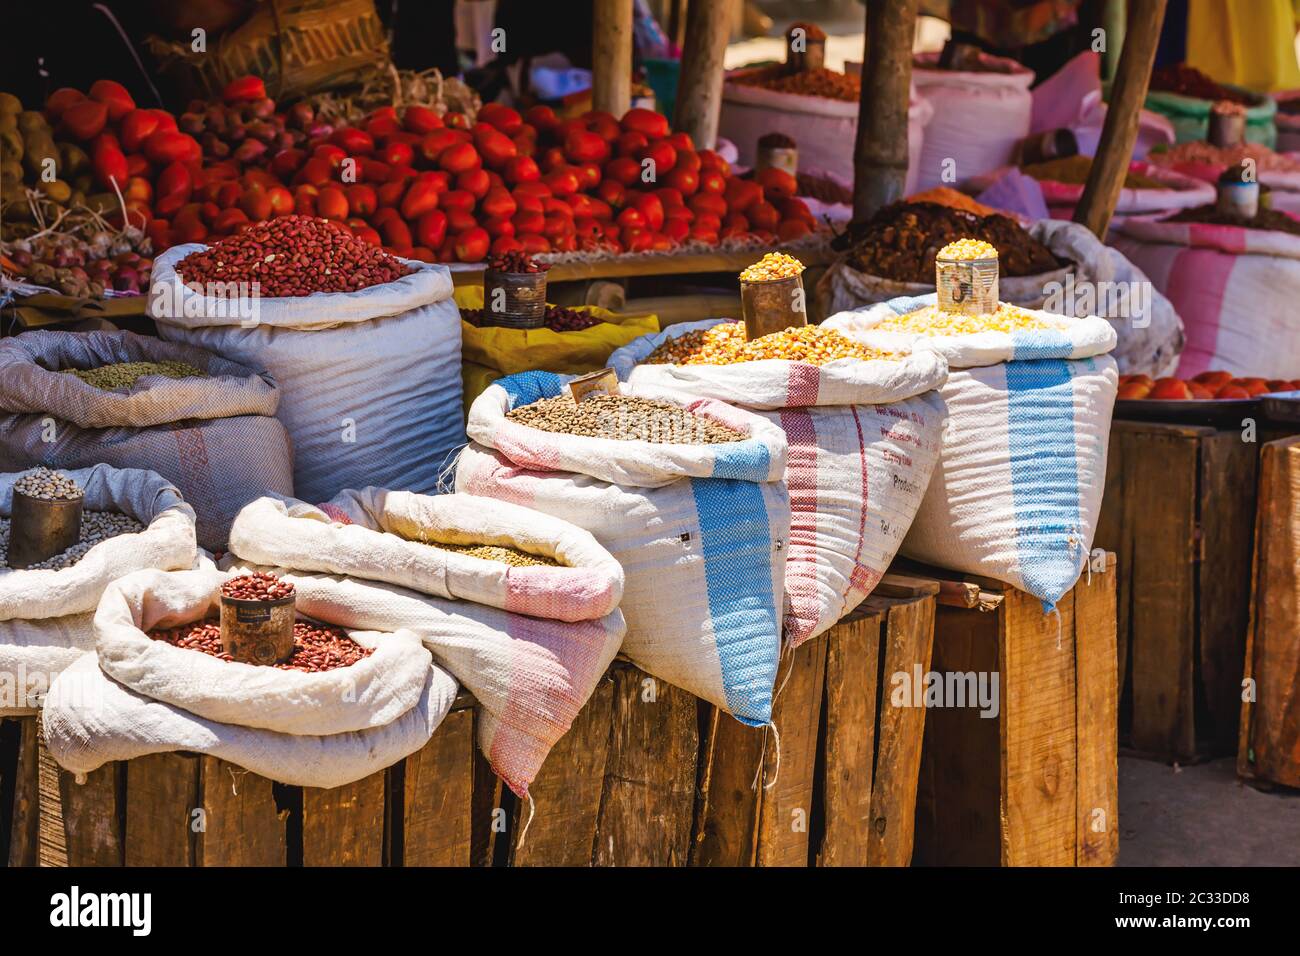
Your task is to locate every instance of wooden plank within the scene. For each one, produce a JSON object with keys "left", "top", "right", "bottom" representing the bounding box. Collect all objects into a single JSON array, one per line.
[
  {"left": 1075, "top": 558, "right": 1119, "bottom": 866},
  {"left": 757, "top": 636, "right": 828, "bottom": 867},
  {"left": 402, "top": 707, "right": 475, "bottom": 867},
  {"left": 999, "top": 587, "right": 1077, "bottom": 867},
  {"left": 6, "top": 716, "right": 38, "bottom": 867},
  {"left": 1197, "top": 431, "right": 1258, "bottom": 753},
  {"left": 912, "top": 604, "right": 1002, "bottom": 866},
  {"left": 470, "top": 725, "right": 504, "bottom": 867},
  {"left": 124, "top": 753, "right": 198, "bottom": 866},
  {"left": 866, "top": 594, "right": 936, "bottom": 866},
  {"left": 1127, "top": 426, "right": 1200, "bottom": 759},
  {"left": 691, "top": 706, "right": 765, "bottom": 867},
  {"left": 594, "top": 667, "right": 698, "bottom": 866},
  {"left": 509, "top": 676, "right": 614, "bottom": 867},
  {"left": 195, "top": 757, "right": 286, "bottom": 867},
  {"left": 1242, "top": 438, "right": 1300, "bottom": 787},
  {"left": 302, "top": 771, "right": 386, "bottom": 867},
  {"left": 1095, "top": 423, "right": 1133, "bottom": 703},
  {"left": 874, "top": 572, "right": 942, "bottom": 599},
  {"left": 38, "top": 732, "right": 122, "bottom": 867},
  {"left": 818, "top": 608, "right": 883, "bottom": 866}
]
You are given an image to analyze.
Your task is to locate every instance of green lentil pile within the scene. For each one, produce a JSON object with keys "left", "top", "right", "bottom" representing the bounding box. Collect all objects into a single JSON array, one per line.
[
  {"left": 1, "top": 511, "right": 144, "bottom": 571},
  {"left": 506, "top": 394, "right": 748, "bottom": 444},
  {"left": 422, "top": 539, "right": 562, "bottom": 568},
  {"left": 63, "top": 360, "right": 208, "bottom": 390}
]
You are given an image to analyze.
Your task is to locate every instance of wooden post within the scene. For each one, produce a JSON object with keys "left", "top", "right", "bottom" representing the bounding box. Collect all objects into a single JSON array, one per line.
[
  {"left": 592, "top": 0, "right": 634, "bottom": 117},
  {"left": 852, "top": 0, "right": 919, "bottom": 222},
  {"left": 673, "top": 0, "right": 732, "bottom": 149},
  {"left": 1074, "top": 0, "right": 1167, "bottom": 237}
]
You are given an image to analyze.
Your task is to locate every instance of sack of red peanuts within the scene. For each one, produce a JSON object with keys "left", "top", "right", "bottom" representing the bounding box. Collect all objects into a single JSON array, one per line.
[
  {"left": 225, "top": 493, "right": 625, "bottom": 797},
  {"left": 150, "top": 218, "right": 465, "bottom": 504},
  {"left": 42, "top": 566, "right": 456, "bottom": 790}
]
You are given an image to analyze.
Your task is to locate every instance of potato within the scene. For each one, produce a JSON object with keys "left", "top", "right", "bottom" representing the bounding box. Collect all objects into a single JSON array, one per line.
[
  {"left": 17, "top": 110, "right": 49, "bottom": 133},
  {"left": 58, "top": 142, "right": 89, "bottom": 176},
  {"left": 36, "top": 178, "right": 71, "bottom": 202},
  {"left": 0, "top": 92, "right": 21, "bottom": 114}
]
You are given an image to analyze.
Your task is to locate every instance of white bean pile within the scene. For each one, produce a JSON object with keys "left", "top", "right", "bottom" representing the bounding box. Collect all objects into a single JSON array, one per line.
[
  {"left": 1, "top": 511, "right": 144, "bottom": 571},
  {"left": 14, "top": 466, "right": 83, "bottom": 501}
]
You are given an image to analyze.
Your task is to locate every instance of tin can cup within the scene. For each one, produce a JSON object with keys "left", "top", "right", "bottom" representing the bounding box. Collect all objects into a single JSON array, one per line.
[
  {"left": 788, "top": 39, "right": 826, "bottom": 73},
  {"left": 1208, "top": 111, "right": 1246, "bottom": 148},
  {"left": 936, "top": 256, "right": 999, "bottom": 316},
  {"left": 482, "top": 269, "right": 547, "bottom": 328},
  {"left": 220, "top": 593, "right": 296, "bottom": 665},
  {"left": 7, "top": 489, "right": 84, "bottom": 569},
  {"left": 1216, "top": 180, "right": 1259, "bottom": 219},
  {"left": 756, "top": 146, "right": 798, "bottom": 176},
  {"left": 740, "top": 272, "right": 807, "bottom": 340}
]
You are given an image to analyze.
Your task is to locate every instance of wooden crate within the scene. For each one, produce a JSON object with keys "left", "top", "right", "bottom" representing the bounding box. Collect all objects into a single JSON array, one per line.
[
  {"left": 689, "top": 585, "right": 938, "bottom": 867},
  {"left": 911, "top": 555, "right": 1118, "bottom": 867},
  {"left": 1238, "top": 436, "right": 1300, "bottom": 790},
  {"left": 1095, "top": 419, "right": 1258, "bottom": 762}
]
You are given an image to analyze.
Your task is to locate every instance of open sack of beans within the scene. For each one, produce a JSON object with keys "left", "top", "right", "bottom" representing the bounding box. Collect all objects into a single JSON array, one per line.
[
  {"left": 1, "top": 464, "right": 198, "bottom": 715},
  {"left": 1109, "top": 216, "right": 1300, "bottom": 379},
  {"left": 455, "top": 285, "right": 660, "bottom": 416},
  {"left": 610, "top": 319, "right": 948, "bottom": 646},
  {"left": 456, "top": 370, "right": 790, "bottom": 727},
  {"left": 42, "top": 567, "right": 456, "bottom": 790},
  {"left": 969, "top": 159, "right": 1215, "bottom": 220},
  {"left": 0, "top": 330, "right": 292, "bottom": 549},
  {"left": 149, "top": 217, "right": 465, "bottom": 504},
  {"left": 826, "top": 292, "right": 1118, "bottom": 611},
  {"left": 227, "top": 492, "right": 623, "bottom": 795}
]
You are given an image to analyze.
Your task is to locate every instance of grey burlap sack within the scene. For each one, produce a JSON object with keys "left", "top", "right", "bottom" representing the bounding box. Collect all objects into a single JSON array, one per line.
[{"left": 0, "top": 330, "right": 294, "bottom": 549}]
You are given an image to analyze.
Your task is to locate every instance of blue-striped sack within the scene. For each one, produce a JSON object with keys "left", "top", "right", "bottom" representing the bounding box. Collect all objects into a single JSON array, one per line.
[{"left": 457, "top": 371, "right": 790, "bottom": 723}]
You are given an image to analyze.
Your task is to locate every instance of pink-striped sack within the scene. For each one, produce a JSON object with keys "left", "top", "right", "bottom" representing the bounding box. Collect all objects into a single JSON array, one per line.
[
  {"left": 1111, "top": 218, "right": 1300, "bottom": 378},
  {"left": 610, "top": 320, "right": 948, "bottom": 646}
]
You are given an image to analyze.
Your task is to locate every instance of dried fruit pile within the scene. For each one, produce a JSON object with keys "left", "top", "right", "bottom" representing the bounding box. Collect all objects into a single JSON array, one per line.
[
  {"left": 177, "top": 216, "right": 412, "bottom": 295},
  {"left": 461, "top": 304, "right": 604, "bottom": 332},
  {"left": 1021, "top": 157, "right": 1170, "bottom": 190},
  {"left": 150, "top": 618, "right": 372, "bottom": 672},
  {"left": 1119, "top": 371, "right": 1300, "bottom": 401},
  {"left": 904, "top": 187, "right": 997, "bottom": 217},
  {"left": 644, "top": 321, "right": 898, "bottom": 366},
  {"left": 506, "top": 393, "right": 748, "bottom": 444},
  {"left": 420, "top": 539, "right": 562, "bottom": 568},
  {"left": 64, "top": 360, "right": 207, "bottom": 390},
  {"left": 487, "top": 249, "right": 549, "bottom": 274},
  {"left": 2, "top": 511, "right": 143, "bottom": 571},
  {"left": 730, "top": 65, "right": 861, "bottom": 102},
  {"left": 841, "top": 201, "right": 1061, "bottom": 283}
]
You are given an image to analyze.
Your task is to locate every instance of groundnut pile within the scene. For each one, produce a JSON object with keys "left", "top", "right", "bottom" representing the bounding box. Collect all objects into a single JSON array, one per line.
[
  {"left": 422, "top": 539, "right": 562, "bottom": 568},
  {"left": 487, "top": 250, "right": 549, "bottom": 274},
  {"left": 221, "top": 571, "right": 295, "bottom": 601},
  {"left": 150, "top": 618, "right": 372, "bottom": 672},
  {"left": 645, "top": 321, "right": 898, "bottom": 367},
  {"left": 14, "top": 467, "right": 82, "bottom": 501},
  {"left": 462, "top": 304, "right": 604, "bottom": 332},
  {"left": 506, "top": 393, "right": 748, "bottom": 444},
  {"left": 64, "top": 360, "right": 208, "bottom": 390},
  {"left": 177, "top": 216, "right": 413, "bottom": 296},
  {"left": 1, "top": 511, "right": 144, "bottom": 571}
]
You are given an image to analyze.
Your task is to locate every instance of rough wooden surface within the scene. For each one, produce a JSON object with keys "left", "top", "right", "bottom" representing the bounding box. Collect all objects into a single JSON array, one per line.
[
  {"left": 673, "top": 0, "right": 733, "bottom": 149},
  {"left": 125, "top": 753, "right": 198, "bottom": 866},
  {"left": 691, "top": 706, "right": 765, "bottom": 866},
  {"left": 594, "top": 667, "right": 698, "bottom": 866},
  {"left": 1239, "top": 438, "right": 1300, "bottom": 787},
  {"left": 757, "top": 636, "right": 828, "bottom": 866},
  {"left": 195, "top": 757, "right": 285, "bottom": 867},
  {"left": 6, "top": 717, "right": 38, "bottom": 867},
  {"left": 591, "top": 0, "right": 633, "bottom": 117},
  {"left": 1075, "top": 557, "right": 1120, "bottom": 865},
  {"left": 38, "top": 730, "right": 122, "bottom": 867},
  {"left": 509, "top": 676, "right": 614, "bottom": 867},
  {"left": 402, "top": 707, "right": 475, "bottom": 867},
  {"left": 854, "top": 0, "right": 920, "bottom": 219},
  {"left": 302, "top": 770, "right": 386, "bottom": 867}
]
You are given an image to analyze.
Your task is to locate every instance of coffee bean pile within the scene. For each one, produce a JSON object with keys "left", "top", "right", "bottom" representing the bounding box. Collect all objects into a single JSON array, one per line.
[
  {"left": 150, "top": 618, "right": 372, "bottom": 672},
  {"left": 507, "top": 393, "right": 748, "bottom": 444},
  {"left": 423, "top": 539, "right": 562, "bottom": 568},
  {"left": 14, "top": 467, "right": 82, "bottom": 501},
  {"left": 221, "top": 571, "right": 295, "bottom": 601},
  {"left": 488, "top": 250, "right": 549, "bottom": 274},
  {"left": 177, "top": 216, "right": 412, "bottom": 296},
  {"left": 462, "top": 304, "right": 604, "bottom": 332},
  {"left": 64, "top": 360, "right": 208, "bottom": 391},
  {"left": 1, "top": 511, "right": 144, "bottom": 571}
]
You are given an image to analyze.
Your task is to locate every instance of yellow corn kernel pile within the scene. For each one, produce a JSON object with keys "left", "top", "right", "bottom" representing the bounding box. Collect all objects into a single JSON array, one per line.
[
  {"left": 739, "top": 252, "right": 805, "bottom": 282},
  {"left": 874, "top": 303, "right": 1061, "bottom": 336},
  {"left": 644, "top": 321, "right": 900, "bottom": 366},
  {"left": 936, "top": 238, "right": 999, "bottom": 261}
]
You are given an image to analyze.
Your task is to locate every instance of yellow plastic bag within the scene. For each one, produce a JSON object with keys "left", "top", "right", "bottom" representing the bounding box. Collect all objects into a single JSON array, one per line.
[{"left": 456, "top": 287, "right": 659, "bottom": 413}]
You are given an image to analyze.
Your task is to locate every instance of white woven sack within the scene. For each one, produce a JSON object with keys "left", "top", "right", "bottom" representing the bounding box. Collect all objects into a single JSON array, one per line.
[
  {"left": 94, "top": 567, "right": 431, "bottom": 736},
  {"left": 610, "top": 322, "right": 948, "bottom": 644},
  {"left": 150, "top": 244, "right": 465, "bottom": 503},
  {"left": 458, "top": 371, "right": 789, "bottom": 724},
  {"left": 42, "top": 652, "right": 456, "bottom": 789},
  {"left": 229, "top": 491, "right": 623, "bottom": 623},
  {"left": 220, "top": 559, "right": 623, "bottom": 797},
  {"left": 912, "top": 52, "right": 1034, "bottom": 189},
  {"left": 0, "top": 464, "right": 198, "bottom": 715}
]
